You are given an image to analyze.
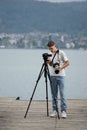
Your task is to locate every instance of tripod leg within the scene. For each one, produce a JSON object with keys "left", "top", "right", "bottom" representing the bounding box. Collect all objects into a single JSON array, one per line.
[
  {"left": 45, "top": 73, "right": 49, "bottom": 116},
  {"left": 46, "top": 65, "right": 60, "bottom": 119},
  {"left": 57, "top": 111, "right": 60, "bottom": 119},
  {"left": 24, "top": 83, "right": 37, "bottom": 118},
  {"left": 24, "top": 63, "right": 45, "bottom": 118},
  {"left": 44, "top": 64, "right": 50, "bottom": 116}
]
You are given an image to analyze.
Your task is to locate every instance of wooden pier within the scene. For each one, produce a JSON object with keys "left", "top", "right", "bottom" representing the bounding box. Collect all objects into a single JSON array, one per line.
[{"left": 0, "top": 98, "right": 87, "bottom": 130}]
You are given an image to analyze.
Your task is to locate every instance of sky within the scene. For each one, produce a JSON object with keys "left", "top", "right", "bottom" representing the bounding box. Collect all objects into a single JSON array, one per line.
[{"left": 36, "top": 0, "right": 85, "bottom": 3}]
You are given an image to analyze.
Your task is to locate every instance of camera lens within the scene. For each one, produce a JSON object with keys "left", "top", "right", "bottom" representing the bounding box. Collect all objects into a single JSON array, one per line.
[
  {"left": 55, "top": 69, "right": 60, "bottom": 74},
  {"left": 53, "top": 62, "right": 60, "bottom": 74}
]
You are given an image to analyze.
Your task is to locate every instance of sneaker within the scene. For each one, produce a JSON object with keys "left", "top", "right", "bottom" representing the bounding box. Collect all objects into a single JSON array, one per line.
[
  {"left": 50, "top": 110, "right": 57, "bottom": 117},
  {"left": 61, "top": 111, "right": 67, "bottom": 118}
]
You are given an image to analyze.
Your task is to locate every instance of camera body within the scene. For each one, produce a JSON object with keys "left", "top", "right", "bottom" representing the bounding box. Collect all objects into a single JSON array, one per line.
[
  {"left": 42, "top": 53, "right": 52, "bottom": 61},
  {"left": 53, "top": 62, "right": 60, "bottom": 74}
]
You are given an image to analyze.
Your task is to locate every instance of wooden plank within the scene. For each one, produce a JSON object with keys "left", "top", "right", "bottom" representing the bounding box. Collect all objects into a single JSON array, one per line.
[{"left": 0, "top": 98, "right": 87, "bottom": 130}]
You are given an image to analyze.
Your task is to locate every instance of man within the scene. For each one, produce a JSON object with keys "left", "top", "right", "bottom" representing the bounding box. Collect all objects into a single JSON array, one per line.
[{"left": 47, "top": 40, "right": 70, "bottom": 118}]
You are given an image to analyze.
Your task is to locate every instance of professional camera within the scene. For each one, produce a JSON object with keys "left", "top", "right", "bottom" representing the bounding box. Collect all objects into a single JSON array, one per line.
[
  {"left": 42, "top": 53, "right": 52, "bottom": 61},
  {"left": 53, "top": 62, "right": 60, "bottom": 74}
]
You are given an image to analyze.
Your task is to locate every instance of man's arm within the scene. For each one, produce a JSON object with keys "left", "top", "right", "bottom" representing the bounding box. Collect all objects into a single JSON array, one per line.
[{"left": 59, "top": 60, "right": 70, "bottom": 70}]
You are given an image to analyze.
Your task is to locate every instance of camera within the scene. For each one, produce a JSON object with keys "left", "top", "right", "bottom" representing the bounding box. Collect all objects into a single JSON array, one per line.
[
  {"left": 53, "top": 62, "right": 60, "bottom": 74},
  {"left": 42, "top": 53, "right": 52, "bottom": 61}
]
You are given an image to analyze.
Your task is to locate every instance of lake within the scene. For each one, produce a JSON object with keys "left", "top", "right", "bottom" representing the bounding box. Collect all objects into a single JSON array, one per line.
[{"left": 0, "top": 49, "right": 87, "bottom": 100}]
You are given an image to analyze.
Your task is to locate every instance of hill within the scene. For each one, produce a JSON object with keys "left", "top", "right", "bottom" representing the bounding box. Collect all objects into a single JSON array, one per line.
[{"left": 0, "top": 0, "right": 87, "bottom": 35}]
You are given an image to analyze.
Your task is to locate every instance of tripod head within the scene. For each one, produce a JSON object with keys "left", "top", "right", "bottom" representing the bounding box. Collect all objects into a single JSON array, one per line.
[{"left": 42, "top": 53, "right": 52, "bottom": 62}]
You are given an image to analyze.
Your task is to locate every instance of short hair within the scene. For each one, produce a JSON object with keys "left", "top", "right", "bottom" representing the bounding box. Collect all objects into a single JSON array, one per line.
[{"left": 47, "top": 40, "right": 56, "bottom": 47}]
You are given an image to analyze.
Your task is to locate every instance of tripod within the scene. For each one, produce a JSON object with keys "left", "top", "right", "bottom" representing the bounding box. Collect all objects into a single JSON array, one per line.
[{"left": 24, "top": 58, "right": 60, "bottom": 119}]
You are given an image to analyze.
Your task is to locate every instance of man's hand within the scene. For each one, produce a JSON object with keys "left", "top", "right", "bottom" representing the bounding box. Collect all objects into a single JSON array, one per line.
[
  {"left": 59, "top": 61, "right": 70, "bottom": 70},
  {"left": 46, "top": 58, "right": 53, "bottom": 66}
]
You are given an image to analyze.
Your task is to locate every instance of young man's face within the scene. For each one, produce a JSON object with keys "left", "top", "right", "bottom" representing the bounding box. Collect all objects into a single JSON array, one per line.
[{"left": 48, "top": 45, "right": 57, "bottom": 53}]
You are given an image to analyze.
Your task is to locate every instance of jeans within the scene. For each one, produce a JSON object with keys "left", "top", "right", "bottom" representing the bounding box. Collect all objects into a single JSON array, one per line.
[{"left": 50, "top": 76, "right": 67, "bottom": 112}]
